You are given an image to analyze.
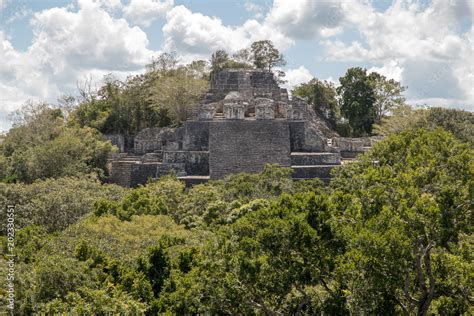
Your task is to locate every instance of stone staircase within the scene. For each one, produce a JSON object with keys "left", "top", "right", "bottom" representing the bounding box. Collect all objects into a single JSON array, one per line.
[{"left": 107, "top": 154, "right": 144, "bottom": 187}]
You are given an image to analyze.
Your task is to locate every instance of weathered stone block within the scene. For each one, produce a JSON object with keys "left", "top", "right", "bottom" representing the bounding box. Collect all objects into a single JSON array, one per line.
[
  {"left": 290, "top": 152, "right": 341, "bottom": 165},
  {"left": 255, "top": 98, "right": 275, "bottom": 120},
  {"left": 209, "top": 120, "right": 291, "bottom": 179},
  {"left": 198, "top": 103, "right": 215, "bottom": 120},
  {"left": 223, "top": 103, "right": 245, "bottom": 119},
  {"left": 291, "top": 165, "right": 338, "bottom": 179},
  {"left": 287, "top": 101, "right": 308, "bottom": 120}
]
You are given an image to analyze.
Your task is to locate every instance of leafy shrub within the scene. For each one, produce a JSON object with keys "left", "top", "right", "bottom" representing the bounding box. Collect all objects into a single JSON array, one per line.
[
  {"left": 0, "top": 174, "right": 125, "bottom": 233},
  {"left": 37, "top": 287, "right": 148, "bottom": 315},
  {"left": 93, "top": 174, "right": 185, "bottom": 221}
]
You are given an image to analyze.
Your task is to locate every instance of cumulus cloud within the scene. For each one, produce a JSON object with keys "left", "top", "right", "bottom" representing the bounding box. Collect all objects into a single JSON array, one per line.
[
  {"left": 244, "top": 1, "right": 264, "bottom": 19},
  {"left": 283, "top": 66, "right": 313, "bottom": 91},
  {"left": 123, "top": 0, "right": 173, "bottom": 27},
  {"left": 162, "top": 0, "right": 349, "bottom": 60},
  {"left": 266, "top": 0, "right": 345, "bottom": 39},
  {"left": 322, "top": 0, "right": 474, "bottom": 110},
  {"left": 162, "top": 5, "right": 294, "bottom": 61},
  {"left": 0, "top": 0, "right": 9, "bottom": 10},
  {"left": 368, "top": 60, "right": 404, "bottom": 82},
  {"left": 0, "top": 0, "right": 158, "bottom": 131}
]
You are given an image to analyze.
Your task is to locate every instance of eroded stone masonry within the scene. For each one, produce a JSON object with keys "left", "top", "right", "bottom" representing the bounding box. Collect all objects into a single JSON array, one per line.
[{"left": 106, "top": 69, "right": 380, "bottom": 187}]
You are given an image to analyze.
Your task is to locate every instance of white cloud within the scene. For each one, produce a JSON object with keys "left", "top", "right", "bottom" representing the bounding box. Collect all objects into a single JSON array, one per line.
[
  {"left": 30, "top": 2, "right": 153, "bottom": 72},
  {"left": 244, "top": 1, "right": 264, "bottom": 19},
  {"left": 368, "top": 60, "right": 404, "bottom": 82},
  {"left": 162, "top": 5, "right": 293, "bottom": 60},
  {"left": 123, "top": 0, "right": 173, "bottom": 27},
  {"left": 0, "top": 0, "right": 9, "bottom": 11},
  {"left": 266, "top": 0, "right": 345, "bottom": 39},
  {"left": 0, "top": 1, "right": 158, "bottom": 131},
  {"left": 163, "top": 5, "right": 249, "bottom": 55},
  {"left": 322, "top": 0, "right": 474, "bottom": 110},
  {"left": 283, "top": 66, "right": 313, "bottom": 91},
  {"left": 161, "top": 0, "right": 349, "bottom": 61}
]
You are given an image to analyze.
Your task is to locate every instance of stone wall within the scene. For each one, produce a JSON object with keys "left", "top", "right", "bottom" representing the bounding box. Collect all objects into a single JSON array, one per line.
[
  {"left": 182, "top": 121, "right": 210, "bottom": 151},
  {"left": 288, "top": 121, "right": 306, "bottom": 152},
  {"left": 209, "top": 120, "right": 291, "bottom": 179},
  {"left": 134, "top": 127, "right": 185, "bottom": 154},
  {"left": 130, "top": 163, "right": 158, "bottom": 187},
  {"left": 209, "top": 69, "right": 286, "bottom": 102},
  {"left": 186, "top": 151, "right": 209, "bottom": 175}
]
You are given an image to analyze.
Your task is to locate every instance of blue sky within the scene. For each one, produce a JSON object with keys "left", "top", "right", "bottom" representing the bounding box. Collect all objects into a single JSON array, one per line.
[{"left": 0, "top": 0, "right": 472, "bottom": 131}]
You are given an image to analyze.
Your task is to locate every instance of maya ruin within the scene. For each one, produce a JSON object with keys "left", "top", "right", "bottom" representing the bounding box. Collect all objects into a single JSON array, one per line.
[{"left": 106, "top": 68, "right": 380, "bottom": 187}]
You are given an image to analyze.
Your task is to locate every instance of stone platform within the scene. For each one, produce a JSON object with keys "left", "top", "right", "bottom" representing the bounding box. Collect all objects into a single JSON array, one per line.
[{"left": 106, "top": 68, "right": 380, "bottom": 187}]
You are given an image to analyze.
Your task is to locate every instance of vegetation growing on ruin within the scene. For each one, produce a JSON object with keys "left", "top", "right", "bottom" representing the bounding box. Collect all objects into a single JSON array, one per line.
[
  {"left": 1, "top": 124, "right": 473, "bottom": 314},
  {"left": 0, "top": 41, "right": 472, "bottom": 314}
]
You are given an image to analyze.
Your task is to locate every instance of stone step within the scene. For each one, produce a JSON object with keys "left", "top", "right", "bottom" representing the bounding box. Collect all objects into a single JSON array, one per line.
[
  {"left": 290, "top": 152, "right": 341, "bottom": 165},
  {"left": 108, "top": 161, "right": 134, "bottom": 187},
  {"left": 177, "top": 175, "right": 210, "bottom": 187},
  {"left": 291, "top": 165, "right": 340, "bottom": 179},
  {"left": 157, "top": 163, "right": 186, "bottom": 177},
  {"left": 119, "top": 158, "right": 141, "bottom": 162},
  {"left": 163, "top": 151, "right": 188, "bottom": 163}
]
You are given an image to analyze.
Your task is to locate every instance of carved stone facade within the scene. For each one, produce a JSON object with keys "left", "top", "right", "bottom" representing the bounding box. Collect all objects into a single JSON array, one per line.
[
  {"left": 255, "top": 98, "right": 275, "bottom": 120},
  {"left": 107, "top": 69, "right": 379, "bottom": 187}
]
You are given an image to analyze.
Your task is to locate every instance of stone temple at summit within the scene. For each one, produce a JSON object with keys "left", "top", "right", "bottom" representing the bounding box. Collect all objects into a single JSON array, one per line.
[{"left": 107, "top": 68, "right": 378, "bottom": 187}]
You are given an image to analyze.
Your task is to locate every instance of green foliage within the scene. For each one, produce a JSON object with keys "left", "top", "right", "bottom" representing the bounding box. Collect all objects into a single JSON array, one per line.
[
  {"left": 292, "top": 78, "right": 340, "bottom": 127},
  {"left": 416, "top": 107, "right": 474, "bottom": 145},
  {"left": 0, "top": 102, "right": 115, "bottom": 183},
  {"left": 70, "top": 53, "right": 208, "bottom": 132},
  {"left": 210, "top": 40, "right": 284, "bottom": 77},
  {"left": 337, "top": 67, "right": 376, "bottom": 136},
  {"left": 92, "top": 165, "right": 320, "bottom": 229},
  {"left": 34, "top": 256, "right": 93, "bottom": 302},
  {"left": 137, "top": 241, "right": 171, "bottom": 296},
  {"left": 158, "top": 192, "right": 346, "bottom": 314},
  {"left": 250, "top": 40, "right": 286, "bottom": 71},
  {"left": 210, "top": 49, "right": 253, "bottom": 72},
  {"left": 149, "top": 64, "right": 209, "bottom": 125},
  {"left": 0, "top": 174, "right": 124, "bottom": 233},
  {"left": 369, "top": 72, "right": 406, "bottom": 123},
  {"left": 93, "top": 174, "right": 185, "bottom": 221},
  {"left": 374, "top": 105, "right": 474, "bottom": 146},
  {"left": 330, "top": 128, "right": 473, "bottom": 314},
  {"left": 8, "top": 225, "right": 49, "bottom": 263},
  {"left": 373, "top": 103, "right": 426, "bottom": 136},
  {"left": 37, "top": 287, "right": 148, "bottom": 315}
]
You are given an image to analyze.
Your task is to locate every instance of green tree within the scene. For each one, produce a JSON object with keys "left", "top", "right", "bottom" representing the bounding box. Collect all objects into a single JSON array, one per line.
[
  {"left": 37, "top": 287, "right": 148, "bottom": 315},
  {"left": 210, "top": 50, "right": 230, "bottom": 72},
  {"left": 0, "top": 174, "right": 124, "bottom": 233},
  {"left": 374, "top": 106, "right": 473, "bottom": 146},
  {"left": 1, "top": 103, "right": 116, "bottom": 183},
  {"left": 416, "top": 107, "right": 474, "bottom": 145},
  {"left": 158, "top": 193, "right": 346, "bottom": 314},
  {"left": 149, "top": 67, "right": 208, "bottom": 124},
  {"left": 337, "top": 67, "right": 376, "bottom": 136},
  {"left": 373, "top": 104, "right": 426, "bottom": 136},
  {"left": 70, "top": 53, "right": 208, "bottom": 133},
  {"left": 292, "top": 78, "right": 340, "bottom": 127},
  {"left": 232, "top": 48, "right": 253, "bottom": 67},
  {"left": 331, "top": 128, "right": 473, "bottom": 314},
  {"left": 369, "top": 72, "right": 406, "bottom": 123},
  {"left": 250, "top": 40, "right": 286, "bottom": 71}
]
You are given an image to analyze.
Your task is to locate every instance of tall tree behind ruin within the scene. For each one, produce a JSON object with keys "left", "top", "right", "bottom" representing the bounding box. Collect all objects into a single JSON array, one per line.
[{"left": 250, "top": 40, "right": 286, "bottom": 71}]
